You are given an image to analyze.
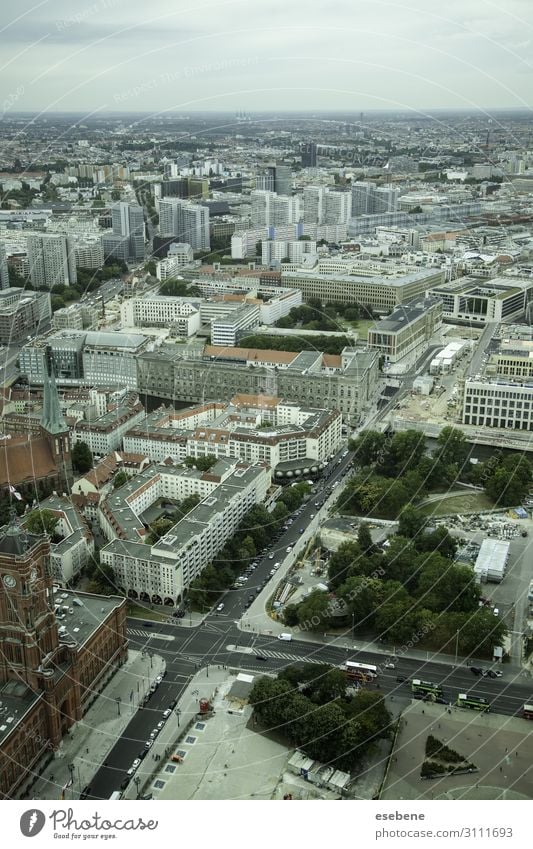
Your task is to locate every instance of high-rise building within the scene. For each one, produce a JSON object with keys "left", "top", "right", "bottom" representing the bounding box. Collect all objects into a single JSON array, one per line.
[
  {"left": 300, "top": 142, "right": 318, "bottom": 168},
  {"left": 158, "top": 199, "right": 210, "bottom": 251},
  {"left": 256, "top": 164, "right": 292, "bottom": 196},
  {"left": 110, "top": 202, "right": 145, "bottom": 261},
  {"left": 27, "top": 233, "right": 77, "bottom": 289},
  {"left": 250, "top": 191, "right": 301, "bottom": 226},
  {"left": 0, "top": 242, "right": 8, "bottom": 289},
  {"left": 303, "top": 187, "right": 351, "bottom": 225},
  {"left": 351, "top": 181, "right": 399, "bottom": 216}
]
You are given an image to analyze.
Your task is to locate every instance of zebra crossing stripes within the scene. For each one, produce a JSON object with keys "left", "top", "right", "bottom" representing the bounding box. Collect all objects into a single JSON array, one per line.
[
  {"left": 255, "top": 649, "right": 324, "bottom": 663},
  {"left": 127, "top": 628, "right": 175, "bottom": 641}
]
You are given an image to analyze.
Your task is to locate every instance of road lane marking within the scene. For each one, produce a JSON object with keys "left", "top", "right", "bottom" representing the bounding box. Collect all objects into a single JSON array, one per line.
[{"left": 127, "top": 629, "right": 175, "bottom": 641}]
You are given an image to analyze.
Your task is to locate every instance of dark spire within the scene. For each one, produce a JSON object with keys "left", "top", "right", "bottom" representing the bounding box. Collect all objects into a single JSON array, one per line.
[{"left": 41, "top": 353, "right": 67, "bottom": 436}]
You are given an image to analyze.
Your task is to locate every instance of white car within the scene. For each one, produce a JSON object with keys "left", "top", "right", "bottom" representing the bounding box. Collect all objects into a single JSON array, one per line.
[
  {"left": 216, "top": 603, "right": 225, "bottom": 612},
  {"left": 268, "top": 553, "right": 275, "bottom": 559},
  {"left": 493, "top": 607, "right": 500, "bottom": 616},
  {"left": 156, "top": 674, "right": 163, "bottom": 683},
  {"left": 162, "top": 709, "right": 172, "bottom": 718},
  {"left": 384, "top": 662, "right": 395, "bottom": 669},
  {"left": 127, "top": 758, "right": 141, "bottom": 776}
]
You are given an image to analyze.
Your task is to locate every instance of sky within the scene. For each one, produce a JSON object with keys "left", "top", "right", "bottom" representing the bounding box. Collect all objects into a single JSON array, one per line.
[{"left": 0, "top": 0, "right": 532, "bottom": 116}]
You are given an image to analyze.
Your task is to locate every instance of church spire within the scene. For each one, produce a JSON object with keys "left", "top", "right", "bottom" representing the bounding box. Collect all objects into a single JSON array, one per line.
[{"left": 40, "top": 352, "right": 67, "bottom": 436}]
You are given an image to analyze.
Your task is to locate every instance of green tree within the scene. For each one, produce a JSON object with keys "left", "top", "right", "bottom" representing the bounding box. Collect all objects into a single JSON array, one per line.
[
  {"left": 297, "top": 590, "right": 331, "bottom": 631},
  {"left": 436, "top": 426, "right": 469, "bottom": 469},
  {"left": 72, "top": 441, "right": 93, "bottom": 474},
  {"left": 113, "top": 471, "right": 129, "bottom": 489},
  {"left": 357, "top": 522, "right": 374, "bottom": 554},
  {"left": 398, "top": 504, "right": 426, "bottom": 539},
  {"left": 382, "top": 430, "right": 426, "bottom": 476},
  {"left": 25, "top": 509, "right": 59, "bottom": 537},
  {"left": 485, "top": 455, "right": 532, "bottom": 507},
  {"left": 348, "top": 430, "right": 386, "bottom": 467}
]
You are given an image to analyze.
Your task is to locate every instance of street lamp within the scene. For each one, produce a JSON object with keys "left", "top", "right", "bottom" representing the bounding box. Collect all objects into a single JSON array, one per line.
[
  {"left": 133, "top": 776, "right": 141, "bottom": 799},
  {"left": 67, "top": 763, "right": 75, "bottom": 800},
  {"left": 175, "top": 708, "right": 181, "bottom": 727},
  {"left": 116, "top": 696, "right": 121, "bottom": 716}
]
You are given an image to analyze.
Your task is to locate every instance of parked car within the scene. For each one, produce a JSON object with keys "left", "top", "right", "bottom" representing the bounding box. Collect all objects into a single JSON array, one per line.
[
  {"left": 163, "top": 709, "right": 172, "bottom": 718},
  {"left": 144, "top": 740, "right": 153, "bottom": 750}
]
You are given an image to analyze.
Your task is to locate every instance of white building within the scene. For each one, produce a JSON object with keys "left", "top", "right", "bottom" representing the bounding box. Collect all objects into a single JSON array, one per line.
[
  {"left": 156, "top": 243, "right": 194, "bottom": 279},
  {"left": 120, "top": 295, "right": 200, "bottom": 337},
  {"left": 99, "top": 459, "right": 271, "bottom": 605},
  {"left": 211, "top": 304, "right": 261, "bottom": 347},
  {"left": 261, "top": 239, "right": 317, "bottom": 266},
  {"left": 0, "top": 242, "right": 9, "bottom": 289},
  {"left": 123, "top": 395, "right": 343, "bottom": 476},
  {"left": 27, "top": 233, "right": 77, "bottom": 289},
  {"left": 250, "top": 191, "right": 302, "bottom": 226},
  {"left": 159, "top": 199, "right": 210, "bottom": 251}
]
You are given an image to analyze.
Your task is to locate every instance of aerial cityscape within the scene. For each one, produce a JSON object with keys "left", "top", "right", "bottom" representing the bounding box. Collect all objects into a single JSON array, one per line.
[{"left": 1, "top": 0, "right": 533, "bottom": 823}]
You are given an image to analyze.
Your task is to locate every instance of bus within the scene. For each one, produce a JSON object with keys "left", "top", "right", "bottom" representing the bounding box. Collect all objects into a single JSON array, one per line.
[
  {"left": 345, "top": 661, "right": 378, "bottom": 682},
  {"left": 522, "top": 704, "right": 533, "bottom": 720},
  {"left": 411, "top": 679, "right": 443, "bottom": 697},
  {"left": 457, "top": 693, "right": 490, "bottom": 712}
]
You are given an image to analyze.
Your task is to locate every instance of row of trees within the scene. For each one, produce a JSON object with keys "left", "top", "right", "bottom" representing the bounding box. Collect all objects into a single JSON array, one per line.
[
  {"left": 159, "top": 278, "right": 201, "bottom": 297},
  {"left": 345, "top": 427, "right": 532, "bottom": 515},
  {"left": 239, "top": 332, "right": 354, "bottom": 357},
  {"left": 283, "top": 522, "right": 506, "bottom": 655},
  {"left": 188, "top": 483, "right": 310, "bottom": 610},
  {"left": 249, "top": 664, "right": 392, "bottom": 771},
  {"left": 275, "top": 298, "right": 374, "bottom": 331}
]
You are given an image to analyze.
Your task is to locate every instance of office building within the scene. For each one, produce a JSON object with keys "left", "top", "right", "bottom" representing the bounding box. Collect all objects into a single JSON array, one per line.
[
  {"left": 137, "top": 344, "right": 379, "bottom": 421},
  {"left": 0, "top": 242, "right": 8, "bottom": 289},
  {"left": 72, "top": 399, "right": 145, "bottom": 455},
  {"left": 211, "top": 303, "right": 261, "bottom": 347},
  {"left": 281, "top": 267, "right": 444, "bottom": 310},
  {"left": 427, "top": 278, "right": 533, "bottom": 326},
  {"left": 301, "top": 142, "right": 318, "bottom": 168},
  {"left": 156, "top": 243, "right": 194, "bottom": 279},
  {"left": 99, "top": 459, "right": 271, "bottom": 606},
  {"left": 0, "top": 288, "right": 52, "bottom": 345},
  {"left": 120, "top": 295, "right": 200, "bottom": 337},
  {"left": 0, "top": 516, "right": 127, "bottom": 799},
  {"left": 109, "top": 202, "right": 145, "bottom": 262},
  {"left": 351, "top": 182, "right": 399, "bottom": 217},
  {"left": 367, "top": 297, "right": 443, "bottom": 363},
  {"left": 27, "top": 233, "right": 77, "bottom": 289}
]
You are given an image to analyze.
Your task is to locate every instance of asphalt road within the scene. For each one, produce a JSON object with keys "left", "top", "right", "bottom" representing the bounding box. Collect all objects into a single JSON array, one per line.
[{"left": 87, "top": 447, "right": 533, "bottom": 799}]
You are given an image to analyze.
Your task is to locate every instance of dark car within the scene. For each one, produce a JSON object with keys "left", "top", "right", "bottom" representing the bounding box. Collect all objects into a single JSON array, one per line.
[
  {"left": 120, "top": 778, "right": 130, "bottom": 790},
  {"left": 470, "top": 666, "right": 483, "bottom": 675},
  {"left": 138, "top": 749, "right": 147, "bottom": 760},
  {"left": 256, "top": 655, "right": 267, "bottom": 661},
  {"left": 395, "top": 676, "right": 406, "bottom": 683},
  {"left": 485, "top": 670, "right": 498, "bottom": 679},
  {"left": 169, "top": 699, "right": 177, "bottom": 709},
  {"left": 142, "top": 622, "right": 153, "bottom": 628}
]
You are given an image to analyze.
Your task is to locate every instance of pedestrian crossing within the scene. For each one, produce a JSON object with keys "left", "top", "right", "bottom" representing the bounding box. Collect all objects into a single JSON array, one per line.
[
  {"left": 127, "top": 628, "right": 175, "bottom": 641},
  {"left": 226, "top": 644, "right": 326, "bottom": 664}
]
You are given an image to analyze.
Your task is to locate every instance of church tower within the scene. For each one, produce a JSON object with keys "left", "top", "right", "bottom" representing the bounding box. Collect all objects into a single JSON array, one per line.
[
  {"left": 0, "top": 514, "right": 81, "bottom": 746},
  {"left": 40, "top": 351, "right": 73, "bottom": 491}
]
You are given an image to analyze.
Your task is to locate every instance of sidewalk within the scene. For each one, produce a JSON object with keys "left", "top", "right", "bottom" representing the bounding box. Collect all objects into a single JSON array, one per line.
[
  {"left": 129, "top": 608, "right": 206, "bottom": 629},
  {"left": 25, "top": 649, "right": 165, "bottom": 801},
  {"left": 123, "top": 666, "right": 229, "bottom": 799}
]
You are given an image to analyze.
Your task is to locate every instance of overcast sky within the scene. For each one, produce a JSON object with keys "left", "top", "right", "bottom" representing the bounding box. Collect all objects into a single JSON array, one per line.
[{"left": 1, "top": 0, "right": 532, "bottom": 115}]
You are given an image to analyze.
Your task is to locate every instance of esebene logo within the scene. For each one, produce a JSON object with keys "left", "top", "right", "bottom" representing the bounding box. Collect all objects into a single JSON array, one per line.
[{"left": 19, "top": 808, "right": 159, "bottom": 839}]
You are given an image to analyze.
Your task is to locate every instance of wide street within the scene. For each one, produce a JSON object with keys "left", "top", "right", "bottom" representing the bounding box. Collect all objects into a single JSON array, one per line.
[{"left": 87, "top": 446, "right": 533, "bottom": 799}]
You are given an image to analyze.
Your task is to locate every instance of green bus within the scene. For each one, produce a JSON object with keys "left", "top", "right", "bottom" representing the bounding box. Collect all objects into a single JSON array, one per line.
[
  {"left": 457, "top": 693, "right": 490, "bottom": 712},
  {"left": 411, "top": 679, "right": 443, "bottom": 697}
]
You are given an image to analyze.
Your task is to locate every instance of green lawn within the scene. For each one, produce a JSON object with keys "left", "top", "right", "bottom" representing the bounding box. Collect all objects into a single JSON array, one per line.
[
  {"left": 420, "top": 492, "right": 494, "bottom": 517},
  {"left": 127, "top": 604, "right": 171, "bottom": 622}
]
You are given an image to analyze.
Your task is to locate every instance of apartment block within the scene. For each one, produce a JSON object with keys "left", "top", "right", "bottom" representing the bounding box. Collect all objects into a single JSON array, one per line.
[{"left": 99, "top": 459, "right": 271, "bottom": 605}]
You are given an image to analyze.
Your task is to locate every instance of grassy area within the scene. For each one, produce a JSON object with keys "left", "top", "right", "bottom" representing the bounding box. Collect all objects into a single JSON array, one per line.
[
  {"left": 420, "top": 492, "right": 494, "bottom": 517},
  {"left": 343, "top": 318, "right": 375, "bottom": 338},
  {"left": 127, "top": 604, "right": 171, "bottom": 622}
]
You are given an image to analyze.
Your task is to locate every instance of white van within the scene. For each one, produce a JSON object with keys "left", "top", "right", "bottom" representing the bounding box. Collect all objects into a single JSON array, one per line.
[{"left": 278, "top": 633, "right": 293, "bottom": 641}]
